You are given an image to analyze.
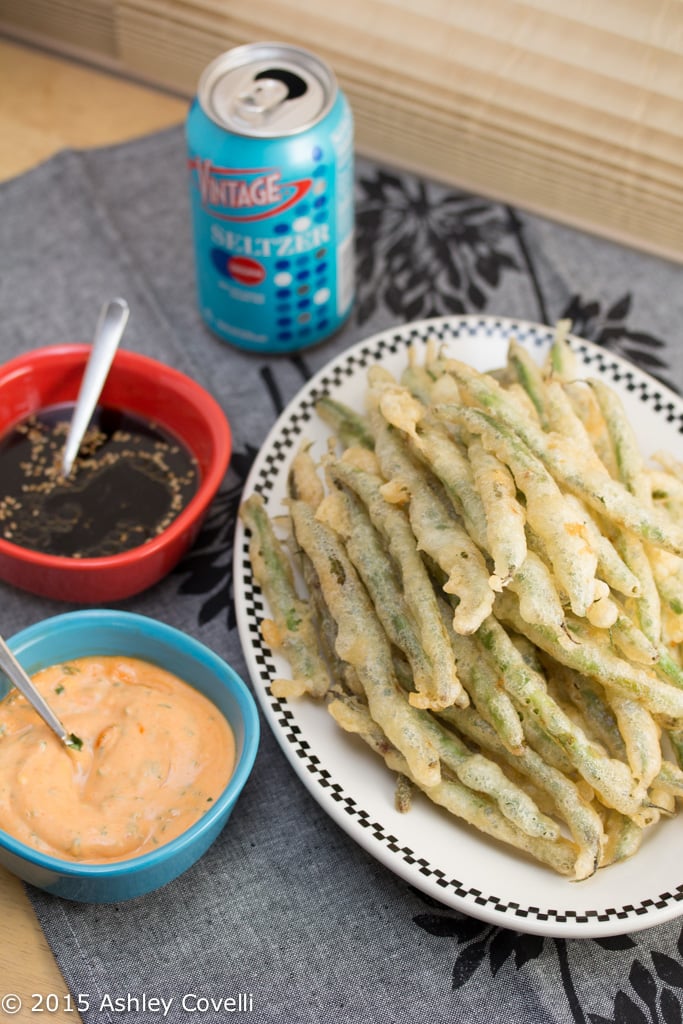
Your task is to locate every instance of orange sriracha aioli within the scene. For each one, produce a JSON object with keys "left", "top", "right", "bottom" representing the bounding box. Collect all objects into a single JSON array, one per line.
[{"left": 0, "top": 656, "right": 235, "bottom": 862}]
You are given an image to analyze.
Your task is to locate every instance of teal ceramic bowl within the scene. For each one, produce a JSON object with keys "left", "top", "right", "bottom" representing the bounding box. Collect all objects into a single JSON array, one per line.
[{"left": 0, "top": 610, "right": 259, "bottom": 903}]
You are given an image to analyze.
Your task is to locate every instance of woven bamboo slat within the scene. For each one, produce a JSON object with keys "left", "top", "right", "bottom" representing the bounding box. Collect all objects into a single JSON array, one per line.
[{"left": 1, "top": 0, "right": 682, "bottom": 258}]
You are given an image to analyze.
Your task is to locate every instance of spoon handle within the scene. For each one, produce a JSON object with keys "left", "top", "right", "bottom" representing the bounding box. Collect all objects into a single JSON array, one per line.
[
  {"left": 0, "top": 637, "right": 69, "bottom": 745},
  {"left": 61, "top": 297, "right": 130, "bottom": 477}
]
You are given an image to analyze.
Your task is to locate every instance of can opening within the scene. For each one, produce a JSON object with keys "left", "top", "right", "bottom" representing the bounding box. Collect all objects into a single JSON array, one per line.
[
  {"left": 254, "top": 68, "right": 307, "bottom": 100},
  {"left": 197, "top": 43, "right": 338, "bottom": 136}
]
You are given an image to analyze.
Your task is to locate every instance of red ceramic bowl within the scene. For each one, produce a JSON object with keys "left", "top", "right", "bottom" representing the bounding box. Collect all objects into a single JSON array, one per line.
[{"left": 0, "top": 345, "right": 232, "bottom": 602}]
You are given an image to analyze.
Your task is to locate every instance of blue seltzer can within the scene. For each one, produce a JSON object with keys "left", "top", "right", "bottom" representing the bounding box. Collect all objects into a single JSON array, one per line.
[{"left": 186, "top": 42, "right": 354, "bottom": 353}]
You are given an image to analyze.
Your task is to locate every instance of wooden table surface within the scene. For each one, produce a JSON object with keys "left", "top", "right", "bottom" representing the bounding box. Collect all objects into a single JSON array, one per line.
[{"left": 0, "top": 36, "right": 187, "bottom": 1021}]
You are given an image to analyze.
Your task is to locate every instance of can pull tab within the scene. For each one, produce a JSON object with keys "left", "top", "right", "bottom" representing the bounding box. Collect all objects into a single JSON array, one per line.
[{"left": 234, "top": 78, "right": 290, "bottom": 123}]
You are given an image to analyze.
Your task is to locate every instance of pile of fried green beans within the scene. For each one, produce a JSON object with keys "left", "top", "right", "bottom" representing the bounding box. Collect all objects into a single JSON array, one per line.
[{"left": 241, "top": 323, "right": 683, "bottom": 880}]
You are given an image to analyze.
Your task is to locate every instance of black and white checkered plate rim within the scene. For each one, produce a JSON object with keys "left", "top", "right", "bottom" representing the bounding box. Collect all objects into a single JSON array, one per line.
[{"left": 234, "top": 315, "right": 683, "bottom": 937}]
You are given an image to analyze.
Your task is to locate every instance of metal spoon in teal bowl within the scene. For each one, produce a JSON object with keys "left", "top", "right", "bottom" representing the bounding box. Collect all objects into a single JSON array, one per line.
[{"left": 0, "top": 635, "right": 82, "bottom": 749}]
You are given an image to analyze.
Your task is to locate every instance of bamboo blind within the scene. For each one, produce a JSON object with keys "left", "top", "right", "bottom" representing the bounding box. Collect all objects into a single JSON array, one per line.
[{"left": 2, "top": 0, "right": 683, "bottom": 260}]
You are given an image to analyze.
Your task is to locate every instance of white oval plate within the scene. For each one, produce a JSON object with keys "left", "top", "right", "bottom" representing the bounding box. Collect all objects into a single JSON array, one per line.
[{"left": 234, "top": 315, "right": 683, "bottom": 938}]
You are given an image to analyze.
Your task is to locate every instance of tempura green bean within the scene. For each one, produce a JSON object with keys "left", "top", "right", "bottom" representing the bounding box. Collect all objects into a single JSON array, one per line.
[
  {"left": 468, "top": 437, "right": 527, "bottom": 587},
  {"left": 290, "top": 498, "right": 442, "bottom": 786},
  {"left": 456, "top": 406, "right": 599, "bottom": 617},
  {"left": 240, "top": 494, "right": 330, "bottom": 699},
  {"left": 328, "top": 456, "right": 466, "bottom": 709},
  {"left": 371, "top": 412, "right": 494, "bottom": 634},
  {"left": 475, "top": 614, "right": 641, "bottom": 816},
  {"left": 442, "top": 359, "right": 683, "bottom": 556}
]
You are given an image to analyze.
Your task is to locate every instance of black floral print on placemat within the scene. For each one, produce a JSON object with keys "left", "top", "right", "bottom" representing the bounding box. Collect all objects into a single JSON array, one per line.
[
  {"left": 173, "top": 362, "right": 312, "bottom": 626},
  {"left": 354, "top": 170, "right": 673, "bottom": 395},
  {"left": 172, "top": 469, "right": 248, "bottom": 630},
  {"left": 560, "top": 293, "right": 676, "bottom": 393},
  {"left": 589, "top": 949, "right": 683, "bottom": 1024},
  {"left": 413, "top": 893, "right": 683, "bottom": 1024},
  {"left": 354, "top": 169, "right": 522, "bottom": 324}
]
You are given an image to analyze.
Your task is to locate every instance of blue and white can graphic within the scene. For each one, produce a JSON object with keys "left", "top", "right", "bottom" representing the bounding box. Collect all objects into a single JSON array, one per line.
[{"left": 186, "top": 43, "right": 354, "bottom": 353}]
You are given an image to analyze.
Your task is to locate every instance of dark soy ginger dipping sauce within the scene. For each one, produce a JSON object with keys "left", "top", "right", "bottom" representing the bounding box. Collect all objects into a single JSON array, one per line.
[{"left": 0, "top": 405, "right": 199, "bottom": 558}]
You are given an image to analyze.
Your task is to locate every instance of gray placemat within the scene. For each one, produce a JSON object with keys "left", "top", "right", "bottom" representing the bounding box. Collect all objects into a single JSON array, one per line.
[{"left": 2, "top": 125, "right": 683, "bottom": 1023}]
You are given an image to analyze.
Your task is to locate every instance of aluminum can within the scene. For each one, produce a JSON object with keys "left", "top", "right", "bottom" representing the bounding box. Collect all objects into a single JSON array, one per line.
[{"left": 186, "top": 42, "right": 354, "bottom": 353}]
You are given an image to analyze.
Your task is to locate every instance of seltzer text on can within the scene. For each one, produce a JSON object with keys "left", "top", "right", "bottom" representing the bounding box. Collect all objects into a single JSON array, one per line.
[{"left": 186, "top": 42, "right": 355, "bottom": 354}]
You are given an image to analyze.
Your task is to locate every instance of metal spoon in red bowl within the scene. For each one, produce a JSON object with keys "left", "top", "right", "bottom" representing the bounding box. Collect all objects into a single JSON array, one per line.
[{"left": 60, "top": 297, "right": 130, "bottom": 478}]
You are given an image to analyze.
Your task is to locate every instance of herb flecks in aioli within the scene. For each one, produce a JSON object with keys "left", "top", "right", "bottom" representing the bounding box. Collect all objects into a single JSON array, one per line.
[{"left": 0, "top": 656, "right": 235, "bottom": 862}]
